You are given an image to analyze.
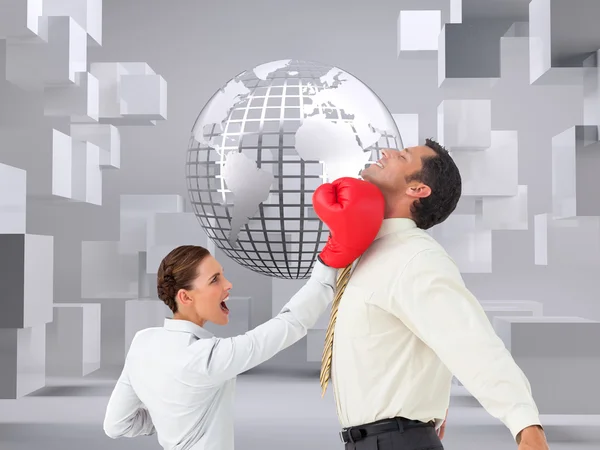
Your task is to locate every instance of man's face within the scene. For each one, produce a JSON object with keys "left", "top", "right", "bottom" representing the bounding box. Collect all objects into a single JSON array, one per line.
[{"left": 360, "top": 146, "right": 435, "bottom": 196}]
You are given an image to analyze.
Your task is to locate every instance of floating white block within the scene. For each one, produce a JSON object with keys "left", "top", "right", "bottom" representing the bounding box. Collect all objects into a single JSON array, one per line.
[
  {"left": 44, "top": 71, "right": 99, "bottom": 122},
  {"left": 499, "top": 30, "right": 530, "bottom": 84},
  {"left": 392, "top": 114, "right": 419, "bottom": 149},
  {"left": 0, "top": 163, "right": 26, "bottom": 234},
  {"left": 49, "top": 128, "right": 74, "bottom": 200},
  {"left": 428, "top": 214, "right": 491, "bottom": 273},
  {"left": 397, "top": 10, "right": 441, "bottom": 53},
  {"left": 70, "top": 123, "right": 120, "bottom": 170},
  {"left": 71, "top": 140, "right": 102, "bottom": 205},
  {"left": 90, "top": 62, "right": 160, "bottom": 126},
  {"left": 124, "top": 300, "right": 172, "bottom": 354},
  {"left": 583, "top": 51, "right": 600, "bottom": 130},
  {"left": 42, "top": 0, "right": 102, "bottom": 45},
  {"left": 0, "top": 324, "right": 46, "bottom": 398},
  {"left": 528, "top": 0, "right": 591, "bottom": 85},
  {"left": 0, "top": 234, "right": 53, "bottom": 329},
  {"left": 396, "top": 0, "right": 462, "bottom": 32},
  {"left": 120, "top": 74, "right": 167, "bottom": 121},
  {"left": 50, "top": 129, "right": 104, "bottom": 205},
  {"left": 90, "top": 62, "right": 128, "bottom": 119},
  {"left": 119, "top": 195, "right": 184, "bottom": 255},
  {"left": 46, "top": 303, "right": 101, "bottom": 376},
  {"left": 481, "top": 185, "right": 528, "bottom": 230},
  {"left": 552, "top": 125, "right": 600, "bottom": 219},
  {"left": 4, "top": 36, "right": 47, "bottom": 91},
  {"left": 81, "top": 241, "right": 139, "bottom": 299},
  {"left": 438, "top": 23, "right": 501, "bottom": 89},
  {"left": 450, "top": 130, "right": 519, "bottom": 197},
  {"left": 44, "top": 16, "right": 87, "bottom": 86},
  {"left": 203, "top": 296, "right": 252, "bottom": 339},
  {"left": 495, "top": 316, "right": 600, "bottom": 414},
  {"left": 534, "top": 214, "right": 600, "bottom": 267},
  {"left": 437, "top": 100, "right": 492, "bottom": 151},
  {"left": 145, "top": 212, "right": 210, "bottom": 274},
  {"left": 307, "top": 329, "right": 325, "bottom": 362},
  {"left": 0, "top": 0, "right": 46, "bottom": 40}
]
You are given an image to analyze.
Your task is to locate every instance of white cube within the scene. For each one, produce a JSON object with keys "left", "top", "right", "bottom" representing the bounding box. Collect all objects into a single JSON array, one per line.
[
  {"left": 119, "top": 195, "right": 185, "bottom": 255},
  {"left": 0, "top": 234, "right": 54, "bottom": 329},
  {"left": 0, "top": 163, "right": 26, "bottom": 234},
  {"left": 529, "top": 0, "right": 586, "bottom": 85},
  {"left": 90, "top": 62, "right": 129, "bottom": 119},
  {"left": 398, "top": 10, "right": 441, "bottom": 53},
  {"left": 0, "top": 324, "right": 46, "bottom": 398},
  {"left": 495, "top": 316, "right": 600, "bottom": 414},
  {"left": 451, "top": 130, "right": 519, "bottom": 197},
  {"left": 481, "top": 185, "right": 528, "bottom": 230},
  {"left": 437, "top": 99, "right": 492, "bottom": 151},
  {"left": 120, "top": 74, "right": 167, "bottom": 121},
  {"left": 44, "top": 71, "right": 99, "bottom": 122},
  {"left": 70, "top": 123, "right": 121, "bottom": 170},
  {"left": 551, "top": 125, "right": 600, "bottom": 219},
  {"left": 70, "top": 140, "right": 102, "bottom": 205},
  {"left": 46, "top": 303, "right": 101, "bottom": 376},
  {"left": 42, "top": 0, "right": 102, "bottom": 45},
  {"left": 534, "top": 214, "right": 600, "bottom": 267},
  {"left": 45, "top": 16, "right": 87, "bottom": 86}
]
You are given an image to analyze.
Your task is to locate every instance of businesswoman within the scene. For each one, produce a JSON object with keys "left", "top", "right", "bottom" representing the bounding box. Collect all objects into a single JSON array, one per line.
[
  {"left": 102, "top": 244, "right": 336, "bottom": 450},
  {"left": 102, "top": 177, "right": 384, "bottom": 450}
]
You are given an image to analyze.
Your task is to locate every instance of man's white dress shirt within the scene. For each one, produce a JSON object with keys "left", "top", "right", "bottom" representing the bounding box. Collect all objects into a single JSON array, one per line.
[
  {"left": 331, "top": 218, "right": 542, "bottom": 441},
  {"left": 103, "top": 261, "right": 336, "bottom": 450}
]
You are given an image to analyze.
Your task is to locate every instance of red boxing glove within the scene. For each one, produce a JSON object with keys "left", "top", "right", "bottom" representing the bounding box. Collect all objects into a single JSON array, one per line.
[{"left": 312, "top": 177, "right": 385, "bottom": 268}]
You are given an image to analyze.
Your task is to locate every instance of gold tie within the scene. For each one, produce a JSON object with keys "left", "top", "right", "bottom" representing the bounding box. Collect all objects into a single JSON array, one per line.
[{"left": 319, "top": 262, "right": 354, "bottom": 397}]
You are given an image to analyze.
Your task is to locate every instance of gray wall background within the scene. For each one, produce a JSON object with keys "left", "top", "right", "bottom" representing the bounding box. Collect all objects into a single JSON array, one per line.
[{"left": 15, "top": 0, "right": 597, "bottom": 368}]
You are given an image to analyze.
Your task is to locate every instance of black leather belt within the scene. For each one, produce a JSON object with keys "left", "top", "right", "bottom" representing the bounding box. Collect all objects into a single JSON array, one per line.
[{"left": 339, "top": 417, "right": 434, "bottom": 444}]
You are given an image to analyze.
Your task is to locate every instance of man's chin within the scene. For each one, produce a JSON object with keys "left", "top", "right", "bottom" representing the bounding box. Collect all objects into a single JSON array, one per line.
[{"left": 359, "top": 169, "right": 373, "bottom": 183}]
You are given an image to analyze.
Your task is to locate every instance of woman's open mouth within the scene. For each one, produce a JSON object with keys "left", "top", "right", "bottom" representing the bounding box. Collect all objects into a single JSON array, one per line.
[{"left": 220, "top": 300, "right": 229, "bottom": 314}]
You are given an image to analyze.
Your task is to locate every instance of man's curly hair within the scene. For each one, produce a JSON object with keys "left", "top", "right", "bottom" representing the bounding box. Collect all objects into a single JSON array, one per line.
[{"left": 405, "top": 138, "right": 462, "bottom": 230}]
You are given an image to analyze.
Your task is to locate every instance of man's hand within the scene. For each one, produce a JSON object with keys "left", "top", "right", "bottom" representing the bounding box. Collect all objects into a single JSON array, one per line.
[
  {"left": 516, "top": 425, "right": 549, "bottom": 450},
  {"left": 437, "top": 409, "right": 448, "bottom": 439}
]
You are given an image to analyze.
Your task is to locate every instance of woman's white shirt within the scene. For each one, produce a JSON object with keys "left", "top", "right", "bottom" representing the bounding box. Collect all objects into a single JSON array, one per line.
[{"left": 103, "top": 261, "right": 337, "bottom": 450}]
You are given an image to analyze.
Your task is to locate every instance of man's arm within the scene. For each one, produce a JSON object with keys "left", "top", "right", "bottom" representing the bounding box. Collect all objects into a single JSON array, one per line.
[
  {"left": 185, "top": 261, "right": 337, "bottom": 383},
  {"left": 103, "top": 363, "right": 155, "bottom": 439},
  {"left": 383, "top": 249, "right": 543, "bottom": 443}
]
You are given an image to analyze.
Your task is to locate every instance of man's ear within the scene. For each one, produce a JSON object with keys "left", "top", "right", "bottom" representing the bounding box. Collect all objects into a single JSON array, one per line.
[{"left": 405, "top": 183, "right": 431, "bottom": 199}]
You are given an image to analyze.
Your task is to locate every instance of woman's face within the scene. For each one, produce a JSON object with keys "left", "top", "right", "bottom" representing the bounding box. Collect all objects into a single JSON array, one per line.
[{"left": 181, "top": 255, "right": 233, "bottom": 326}]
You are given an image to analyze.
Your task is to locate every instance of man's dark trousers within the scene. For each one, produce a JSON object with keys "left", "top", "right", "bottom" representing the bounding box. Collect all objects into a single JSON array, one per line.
[{"left": 341, "top": 417, "right": 443, "bottom": 450}]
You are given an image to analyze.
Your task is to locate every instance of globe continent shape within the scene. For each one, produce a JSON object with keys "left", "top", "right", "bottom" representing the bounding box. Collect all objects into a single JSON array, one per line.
[{"left": 186, "top": 59, "right": 403, "bottom": 279}]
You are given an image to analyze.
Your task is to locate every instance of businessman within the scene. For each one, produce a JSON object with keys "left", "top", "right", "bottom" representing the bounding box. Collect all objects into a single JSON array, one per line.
[{"left": 318, "top": 139, "right": 549, "bottom": 450}]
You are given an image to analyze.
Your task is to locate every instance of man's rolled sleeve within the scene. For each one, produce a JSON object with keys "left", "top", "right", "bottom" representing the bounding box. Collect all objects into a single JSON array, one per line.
[{"left": 384, "top": 249, "right": 542, "bottom": 441}]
